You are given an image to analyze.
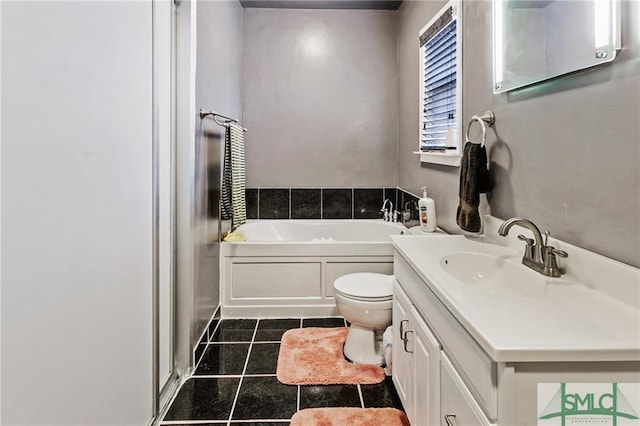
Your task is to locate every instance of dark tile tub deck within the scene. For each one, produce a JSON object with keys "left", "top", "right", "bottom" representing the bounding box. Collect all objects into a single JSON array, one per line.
[{"left": 161, "top": 318, "right": 404, "bottom": 425}]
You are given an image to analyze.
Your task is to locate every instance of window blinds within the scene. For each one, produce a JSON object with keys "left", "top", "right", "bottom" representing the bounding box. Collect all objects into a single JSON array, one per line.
[{"left": 420, "top": 7, "right": 457, "bottom": 151}]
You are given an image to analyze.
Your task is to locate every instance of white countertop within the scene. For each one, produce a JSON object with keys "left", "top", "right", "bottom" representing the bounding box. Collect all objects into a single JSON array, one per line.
[{"left": 391, "top": 232, "right": 640, "bottom": 363}]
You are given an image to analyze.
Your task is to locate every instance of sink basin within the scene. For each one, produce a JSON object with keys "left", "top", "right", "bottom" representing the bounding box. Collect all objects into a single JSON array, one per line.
[
  {"left": 440, "top": 252, "right": 523, "bottom": 283},
  {"left": 440, "top": 251, "right": 582, "bottom": 298}
]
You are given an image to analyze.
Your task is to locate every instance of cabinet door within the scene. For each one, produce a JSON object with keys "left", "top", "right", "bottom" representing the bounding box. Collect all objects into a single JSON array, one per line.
[
  {"left": 392, "top": 281, "right": 413, "bottom": 418},
  {"left": 411, "top": 305, "right": 441, "bottom": 426},
  {"left": 440, "top": 353, "right": 493, "bottom": 426}
]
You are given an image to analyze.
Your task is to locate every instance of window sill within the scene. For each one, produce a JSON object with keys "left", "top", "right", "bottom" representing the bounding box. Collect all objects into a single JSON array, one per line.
[{"left": 417, "top": 152, "right": 462, "bottom": 167}]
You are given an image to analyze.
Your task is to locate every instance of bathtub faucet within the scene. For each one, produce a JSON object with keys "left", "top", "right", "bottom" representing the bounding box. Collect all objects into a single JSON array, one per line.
[{"left": 380, "top": 199, "right": 394, "bottom": 222}]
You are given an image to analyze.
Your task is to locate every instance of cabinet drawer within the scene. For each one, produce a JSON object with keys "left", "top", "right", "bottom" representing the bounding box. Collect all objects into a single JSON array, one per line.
[
  {"left": 394, "top": 253, "right": 497, "bottom": 420},
  {"left": 441, "top": 353, "right": 494, "bottom": 426}
]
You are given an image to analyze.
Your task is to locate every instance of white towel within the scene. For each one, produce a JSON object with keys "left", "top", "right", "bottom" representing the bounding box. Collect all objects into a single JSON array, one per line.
[{"left": 383, "top": 325, "right": 393, "bottom": 376}]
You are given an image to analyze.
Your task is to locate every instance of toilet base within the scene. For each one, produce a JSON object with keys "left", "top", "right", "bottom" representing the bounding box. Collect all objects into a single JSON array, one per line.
[{"left": 343, "top": 325, "right": 385, "bottom": 366}]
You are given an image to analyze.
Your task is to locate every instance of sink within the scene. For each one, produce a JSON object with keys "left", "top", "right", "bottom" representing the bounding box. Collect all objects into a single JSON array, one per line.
[{"left": 439, "top": 251, "right": 581, "bottom": 298}]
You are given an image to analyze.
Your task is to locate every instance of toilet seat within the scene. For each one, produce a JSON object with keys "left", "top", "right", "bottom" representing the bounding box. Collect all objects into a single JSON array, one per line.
[{"left": 333, "top": 273, "right": 393, "bottom": 302}]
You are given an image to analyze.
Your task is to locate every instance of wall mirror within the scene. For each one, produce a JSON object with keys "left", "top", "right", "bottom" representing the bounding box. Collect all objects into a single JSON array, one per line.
[{"left": 493, "top": 0, "right": 621, "bottom": 93}]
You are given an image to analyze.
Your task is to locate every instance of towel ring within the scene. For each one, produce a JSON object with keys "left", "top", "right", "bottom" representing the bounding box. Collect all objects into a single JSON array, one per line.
[{"left": 465, "top": 110, "right": 495, "bottom": 148}]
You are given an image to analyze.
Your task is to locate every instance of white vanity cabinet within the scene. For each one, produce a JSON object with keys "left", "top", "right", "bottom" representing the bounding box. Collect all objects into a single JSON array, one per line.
[
  {"left": 393, "top": 275, "right": 493, "bottom": 426},
  {"left": 392, "top": 232, "right": 640, "bottom": 426},
  {"left": 392, "top": 282, "right": 441, "bottom": 426}
]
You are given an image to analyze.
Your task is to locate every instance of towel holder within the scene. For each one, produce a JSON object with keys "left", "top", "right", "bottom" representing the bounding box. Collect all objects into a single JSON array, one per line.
[
  {"left": 465, "top": 110, "right": 495, "bottom": 147},
  {"left": 199, "top": 108, "right": 248, "bottom": 132}
]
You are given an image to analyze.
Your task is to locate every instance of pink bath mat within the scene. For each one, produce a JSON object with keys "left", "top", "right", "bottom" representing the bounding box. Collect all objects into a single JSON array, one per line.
[
  {"left": 276, "top": 327, "right": 385, "bottom": 385},
  {"left": 290, "top": 407, "right": 410, "bottom": 426}
]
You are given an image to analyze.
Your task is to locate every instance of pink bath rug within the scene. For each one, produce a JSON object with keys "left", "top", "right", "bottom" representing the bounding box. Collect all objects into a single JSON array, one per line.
[
  {"left": 290, "top": 407, "right": 410, "bottom": 426},
  {"left": 276, "top": 327, "right": 385, "bottom": 385}
]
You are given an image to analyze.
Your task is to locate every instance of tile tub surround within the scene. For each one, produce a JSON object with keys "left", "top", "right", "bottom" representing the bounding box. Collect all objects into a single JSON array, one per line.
[
  {"left": 354, "top": 188, "right": 384, "bottom": 219},
  {"left": 322, "top": 188, "right": 352, "bottom": 219},
  {"left": 291, "top": 189, "right": 321, "bottom": 219},
  {"left": 398, "top": 188, "right": 420, "bottom": 223},
  {"left": 245, "top": 187, "right": 414, "bottom": 220},
  {"left": 258, "top": 188, "right": 290, "bottom": 220},
  {"left": 162, "top": 317, "right": 404, "bottom": 424}
]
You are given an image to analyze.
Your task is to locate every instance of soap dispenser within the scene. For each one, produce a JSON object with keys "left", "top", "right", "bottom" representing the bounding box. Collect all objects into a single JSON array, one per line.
[{"left": 418, "top": 187, "right": 437, "bottom": 232}]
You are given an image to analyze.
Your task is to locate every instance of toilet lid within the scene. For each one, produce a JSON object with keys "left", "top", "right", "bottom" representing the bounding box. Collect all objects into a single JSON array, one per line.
[{"left": 333, "top": 273, "right": 394, "bottom": 300}]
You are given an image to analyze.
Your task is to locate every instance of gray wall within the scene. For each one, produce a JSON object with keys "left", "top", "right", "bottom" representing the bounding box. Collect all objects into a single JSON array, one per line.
[
  {"left": 398, "top": 0, "right": 640, "bottom": 267},
  {"left": 194, "top": 0, "right": 243, "bottom": 344},
  {"left": 175, "top": 0, "right": 243, "bottom": 374},
  {"left": 243, "top": 8, "right": 399, "bottom": 187},
  {"left": 1, "top": 1, "right": 153, "bottom": 423}
]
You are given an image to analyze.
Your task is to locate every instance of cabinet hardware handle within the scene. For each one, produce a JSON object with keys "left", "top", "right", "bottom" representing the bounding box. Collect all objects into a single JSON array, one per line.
[
  {"left": 444, "top": 414, "right": 457, "bottom": 426},
  {"left": 403, "top": 330, "right": 414, "bottom": 353},
  {"left": 399, "top": 319, "right": 408, "bottom": 339}
]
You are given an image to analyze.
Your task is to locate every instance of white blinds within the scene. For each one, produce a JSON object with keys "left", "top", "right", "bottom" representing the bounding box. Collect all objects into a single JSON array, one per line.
[{"left": 420, "top": 8, "right": 457, "bottom": 152}]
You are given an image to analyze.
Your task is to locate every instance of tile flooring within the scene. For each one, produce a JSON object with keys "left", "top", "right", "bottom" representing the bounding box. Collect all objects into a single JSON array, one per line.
[{"left": 161, "top": 318, "right": 404, "bottom": 425}]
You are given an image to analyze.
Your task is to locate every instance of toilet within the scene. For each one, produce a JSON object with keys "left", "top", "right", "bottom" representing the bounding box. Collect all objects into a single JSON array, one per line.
[{"left": 333, "top": 272, "right": 394, "bottom": 366}]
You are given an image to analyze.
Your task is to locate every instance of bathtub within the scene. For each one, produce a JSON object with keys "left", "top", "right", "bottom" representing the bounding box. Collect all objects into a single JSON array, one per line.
[
  {"left": 220, "top": 220, "right": 409, "bottom": 318},
  {"left": 237, "top": 219, "right": 409, "bottom": 242}
]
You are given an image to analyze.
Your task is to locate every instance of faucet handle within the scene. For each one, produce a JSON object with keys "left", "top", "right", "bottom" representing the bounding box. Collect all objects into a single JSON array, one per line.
[
  {"left": 548, "top": 247, "right": 568, "bottom": 258},
  {"left": 518, "top": 234, "right": 534, "bottom": 260},
  {"left": 517, "top": 234, "right": 534, "bottom": 245},
  {"left": 543, "top": 231, "right": 568, "bottom": 257},
  {"left": 543, "top": 245, "right": 568, "bottom": 276}
]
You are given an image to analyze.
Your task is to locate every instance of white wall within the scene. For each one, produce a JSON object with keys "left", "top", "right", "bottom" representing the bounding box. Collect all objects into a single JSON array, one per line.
[{"left": 1, "top": 1, "right": 153, "bottom": 424}]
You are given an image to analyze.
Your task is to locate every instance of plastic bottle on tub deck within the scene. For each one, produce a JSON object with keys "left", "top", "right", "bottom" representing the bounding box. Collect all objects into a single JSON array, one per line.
[{"left": 418, "top": 186, "right": 437, "bottom": 232}]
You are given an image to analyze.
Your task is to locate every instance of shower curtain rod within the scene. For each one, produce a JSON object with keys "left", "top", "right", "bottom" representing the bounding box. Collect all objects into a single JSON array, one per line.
[{"left": 199, "top": 108, "right": 247, "bottom": 132}]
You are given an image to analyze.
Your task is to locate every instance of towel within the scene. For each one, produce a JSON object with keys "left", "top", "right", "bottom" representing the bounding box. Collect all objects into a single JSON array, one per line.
[
  {"left": 221, "top": 123, "right": 247, "bottom": 229},
  {"left": 223, "top": 231, "right": 246, "bottom": 242},
  {"left": 456, "top": 142, "right": 492, "bottom": 232},
  {"left": 383, "top": 326, "right": 393, "bottom": 376}
]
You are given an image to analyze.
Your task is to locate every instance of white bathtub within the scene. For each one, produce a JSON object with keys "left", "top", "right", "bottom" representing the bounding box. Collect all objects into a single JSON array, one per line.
[
  {"left": 220, "top": 220, "right": 409, "bottom": 318},
  {"left": 237, "top": 219, "right": 409, "bottom": 242}
]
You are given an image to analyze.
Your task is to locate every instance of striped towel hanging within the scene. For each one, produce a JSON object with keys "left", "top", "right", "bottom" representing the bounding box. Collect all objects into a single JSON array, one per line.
[{"left": 221, "top": 123, "right": 246, "bottom": 229}]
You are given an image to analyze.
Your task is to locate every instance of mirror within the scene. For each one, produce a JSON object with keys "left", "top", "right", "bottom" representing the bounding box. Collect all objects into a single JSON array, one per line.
[{"left": 493, "top": 0, "right": 621, "bottom": 93}]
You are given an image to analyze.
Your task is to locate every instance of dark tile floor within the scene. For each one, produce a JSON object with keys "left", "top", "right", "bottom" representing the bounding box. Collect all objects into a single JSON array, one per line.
[{"left": 161, "top": 318, "right": 404, "bottom": 425}]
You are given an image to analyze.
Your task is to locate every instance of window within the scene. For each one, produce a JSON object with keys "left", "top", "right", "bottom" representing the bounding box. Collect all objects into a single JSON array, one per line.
[{"left": 418, "top": 0, "right": 462, "bottom": 167}]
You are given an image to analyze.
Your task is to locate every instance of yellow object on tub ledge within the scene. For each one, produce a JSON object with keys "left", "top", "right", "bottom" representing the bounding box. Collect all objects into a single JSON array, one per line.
[{"left": 223, "top": 231, "right": 246, "bottom": 242}]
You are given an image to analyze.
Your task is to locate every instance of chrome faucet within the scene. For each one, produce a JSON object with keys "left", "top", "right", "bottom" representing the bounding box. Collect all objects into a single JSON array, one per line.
[
  {"left": 498, "top": 217, "right": 568, "bottom": 277},
  {"left": 381, "top": 199, "right": 393, "bottom": 222}
]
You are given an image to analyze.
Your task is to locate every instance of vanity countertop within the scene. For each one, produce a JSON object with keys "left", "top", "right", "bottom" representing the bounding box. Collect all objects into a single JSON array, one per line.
[{"left": 391, "top": 225, "right": 640, "bottom": 363}]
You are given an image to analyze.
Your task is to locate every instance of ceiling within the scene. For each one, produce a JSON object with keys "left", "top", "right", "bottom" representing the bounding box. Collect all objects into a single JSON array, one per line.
[{"left": 239, "top": 0, "right": 403, "bottom": 10}]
